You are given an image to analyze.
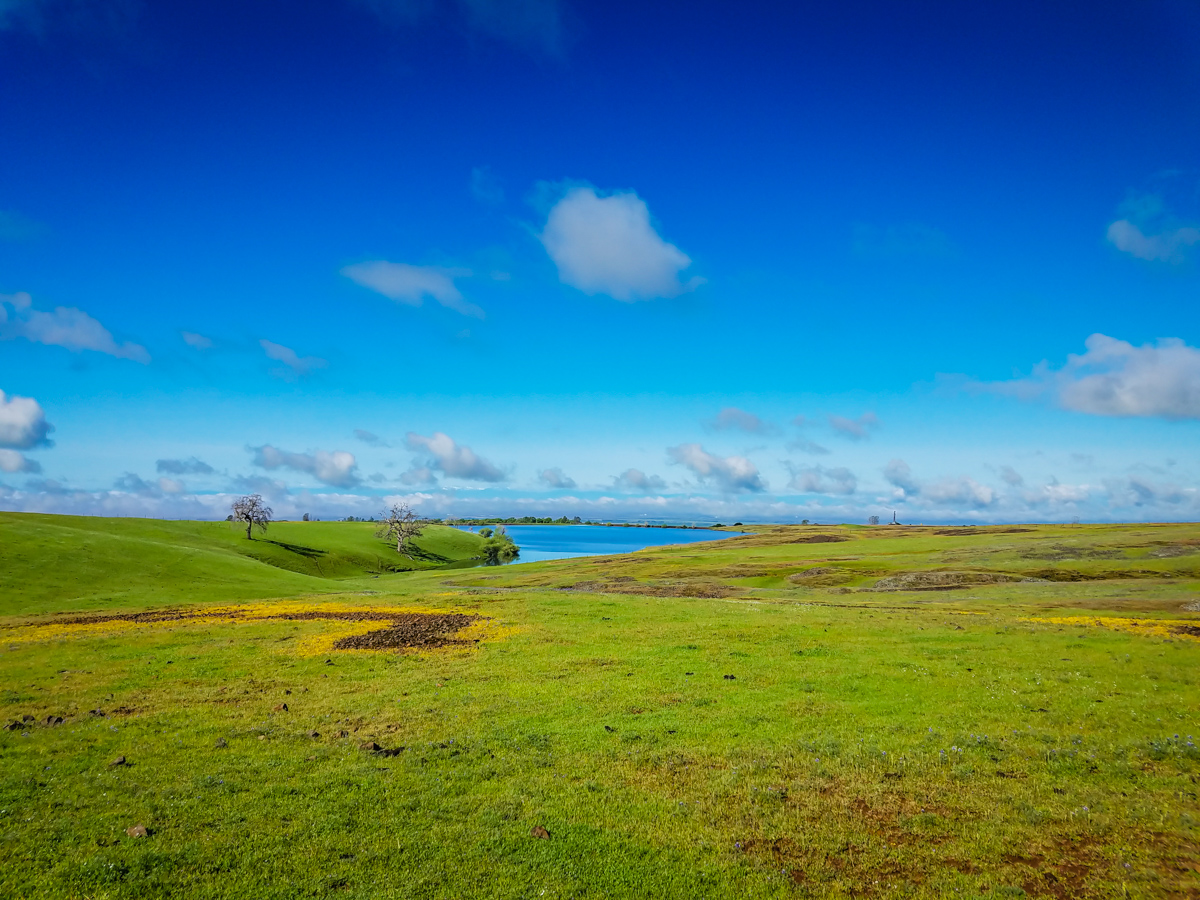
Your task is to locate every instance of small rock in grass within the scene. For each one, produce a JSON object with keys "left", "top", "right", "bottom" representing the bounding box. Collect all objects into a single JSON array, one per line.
[
  {"left": 45, "top": 715, "right": 63, "bottom": 726},
  {"left": 126, "top": 824, "right": 148, "bottom": 838},
  {"left": 723, "top": 674, "right": 736, "bottom": 680},
  {"left": 89, "top": 709, "right": 105, "bottom": 717},
  {"left": 604, "top": 726, "right": 615, "bottom": 733},
  {"left": 3, "top": 721, "right": 21, "bottom": 731},
  {"left": 324, "top": 659, "right": 334, "bottom": 666},
  {"left": 284, "top": 690, "right": 292, "bottom": 695},
  {"left": 360, "top": 741, "right": 382, "bottom": 752},
  {"left": 336, "top": 730, "right": 348, "bottom": 739},
  {"left": 308, "top": 731, "right": 320, "bottom": 739},
  {"left": 21, "top": 714, "right": 35, "bottom": 723},
  {"left": 215, "top": 738, "right": 227, "bottom": 749},
  {"left": 306, "top": 755, "right": 316, "bottom": 761},
  {"left": 530, "top": 825, "right": 550, "bottom": 840},
  {"left": 109, "top": 756, "right": 126, "bottom": 767},
  {"left": 273, "top": 703, "right": 288, "bottom": 712},
  {"left": 258, "top": 735, "right": 266, "bottom": 741}
]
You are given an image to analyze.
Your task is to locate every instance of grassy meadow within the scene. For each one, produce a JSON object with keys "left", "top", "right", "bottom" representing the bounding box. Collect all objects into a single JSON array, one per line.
[{"left": 1, "top": 514, "right": 1198, "bottom": 898}]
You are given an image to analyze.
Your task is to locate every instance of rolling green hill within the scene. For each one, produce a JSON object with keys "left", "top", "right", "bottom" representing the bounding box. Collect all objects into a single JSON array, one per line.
[{"left": 0, "top": 513, "right": 483, "bottom": 616}]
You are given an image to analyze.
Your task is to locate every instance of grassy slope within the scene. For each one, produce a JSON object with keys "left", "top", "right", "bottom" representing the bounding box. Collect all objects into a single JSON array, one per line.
[
  {"left": 0, "top": 513, "right": 483, "bottom": 616},
  {"left": 0, "top": 518, "right": 1198, "bottom": 898}
]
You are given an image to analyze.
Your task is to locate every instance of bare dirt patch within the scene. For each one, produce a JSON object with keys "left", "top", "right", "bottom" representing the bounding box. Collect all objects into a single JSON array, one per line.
[
  {"left": 871, "top": 571, "right": 1034, "bottom": 591},
  {"left": 27, "top": 607, "right": 483, "bottom": 652}
]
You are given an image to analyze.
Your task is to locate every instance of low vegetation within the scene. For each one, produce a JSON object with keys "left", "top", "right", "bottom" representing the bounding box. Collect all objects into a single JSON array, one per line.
[{"left": 0, "top": 516, "right": 1197, "bottom": 898}]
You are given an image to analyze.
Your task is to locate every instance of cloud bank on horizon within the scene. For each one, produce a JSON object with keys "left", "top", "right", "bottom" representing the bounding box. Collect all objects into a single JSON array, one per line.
[{"left": 1, "top": 0, "right": 1198, "bottom": 525}]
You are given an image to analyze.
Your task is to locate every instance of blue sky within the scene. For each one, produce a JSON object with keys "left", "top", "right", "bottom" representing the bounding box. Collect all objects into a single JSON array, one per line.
[{"left": 2, "top": 0, "right": 1199, "bottom": 523}]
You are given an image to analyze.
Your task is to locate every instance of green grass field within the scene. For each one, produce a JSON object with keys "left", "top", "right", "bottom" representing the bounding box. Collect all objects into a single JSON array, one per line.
[{"left": 1, "top": 516, "right": 1198, "bottom": 898}]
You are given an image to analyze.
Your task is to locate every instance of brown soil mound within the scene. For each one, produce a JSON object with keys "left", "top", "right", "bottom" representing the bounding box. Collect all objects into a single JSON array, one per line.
[
  {"left": 872, "top": 571, "right": 1033, "bottom": 591},
  {"left": 334, "top": 613, "right": 479, "bottom": 650},
  {"left": 29, "top": 607, "right": 482, "bottom": 652}
]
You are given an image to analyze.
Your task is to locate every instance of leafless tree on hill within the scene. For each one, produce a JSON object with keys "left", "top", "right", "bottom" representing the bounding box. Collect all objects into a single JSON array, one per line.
[
  {"left": 376, "top": 503, "right": 425, "bottom": 558},
  {"left": 231, "top": 494, "right": 273, "bottom": 540}
]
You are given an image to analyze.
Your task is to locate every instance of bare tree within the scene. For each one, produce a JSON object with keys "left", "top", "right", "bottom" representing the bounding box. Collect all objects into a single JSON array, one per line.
[
  {"left": 231, "top": 494, "right": 273, "bottom": 540},
  {"left": 376, "top": 503, "right": 425, "bottom": 558}
]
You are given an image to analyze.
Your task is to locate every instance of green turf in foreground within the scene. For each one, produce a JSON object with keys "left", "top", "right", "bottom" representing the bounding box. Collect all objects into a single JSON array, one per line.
[{"left": 0, "top": 516, "right": 1198, "bottom": 898}]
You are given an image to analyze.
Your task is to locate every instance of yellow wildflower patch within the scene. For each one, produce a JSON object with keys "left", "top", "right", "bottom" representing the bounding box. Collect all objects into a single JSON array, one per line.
[
  {"left": 1020, "top": 615, "right": 1200, "bottom": 641},
  {"left": 0, "top": 600, "right": 511, "bottom": 655}
]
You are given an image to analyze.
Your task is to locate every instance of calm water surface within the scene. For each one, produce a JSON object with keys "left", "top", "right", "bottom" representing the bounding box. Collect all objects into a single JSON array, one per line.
[{"left": 452, "top": 524, "right": 745, "bottom": 565}]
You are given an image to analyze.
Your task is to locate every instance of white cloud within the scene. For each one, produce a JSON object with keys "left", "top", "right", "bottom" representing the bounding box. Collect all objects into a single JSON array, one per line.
[
  {"left": 260, "top": 339, "right": 326, "bottom": 378},
  {"left": 156, "top": 457, "right": 214, "bottom": 475},
  {"left": 612, "top": 468, "right": 666, "bottom": 493},
  {"left": 998, "top": 465, "right": 1024, "bottom": 487},
  {"left": 667, "top": 443, "right": 765, "bottom": 493},
  {"left": 399, "top": 465, "right": 437, "bottom": 485},
  {"left": 342, "top": 261, "right": 484, "bottom": 319},
  {"left": 980, "top": 334, "right": 1200, "bottom": 420},
  {"left": 923, "top": 476, "right": 996, "bottom": 508},
  {"left": 181, "top": 331, "right": 213, "bottom": 350},
  {"left": 157, "top": 477, "right": 186, "bottom": 494},
  {"left": 787, "top": 465, "right": 856, "bottom": 495},
  {"left": 1107, "top": 219, "right": 1200, "bottom": 263},
  {"left": 829, "top": 412, "right": 879, "bottom": 440},
  {"left": 0, "top": 293, "right": 149, "bottom": 362},
  {"left": 0, "top": 389, "right": 53, "bottom": 449},
  {"left": 539, "top": 185, "right": 698, "bottom": 301},
  {"left": 252, "top": 445, "right": 361, "bottom": 488},
  {"left": 539, "top": 467, "right": 577, "bottom": 489},
  {"left": 405, "top": 431, "right": 505, "bottom": 482},
  {"left": 707, "top": 407, "right": 776, "bottom": 435},
  {"left": 354, "top": 428, "right": 387, "bottom": 446},
  {"left": 883, "top": 459, "right": 920, "bottom": 495},
  {"left": 0, "top": 449, "right": 40, "bottom": 473}
]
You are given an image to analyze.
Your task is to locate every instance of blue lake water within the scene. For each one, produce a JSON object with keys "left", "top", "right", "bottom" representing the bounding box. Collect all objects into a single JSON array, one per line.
[{"left": 452, "top": 524, "right": 745, "bottom": 565}]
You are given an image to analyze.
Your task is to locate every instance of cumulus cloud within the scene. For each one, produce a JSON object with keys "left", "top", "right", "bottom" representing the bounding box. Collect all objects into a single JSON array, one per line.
[
  {"left": 156, "top": 457, "right": 214, "bottom": 475},
  {"left": 923, "top": 476, "right": 996, "bottom": 508},
  {"left": 252, "top": 445, "right": 361, "bottom": 488},
  {"left": 231, "top": 475, "right": 289, "bottom": 498},
  {"left": 0, "top": 449, "right": 40, "bottom": 473},
  {"left": 181, "top": 331, "right": 213, "bottom": 350},
  {"left": 1103, "top": 475, "right": 1195, "bottom": 509},
  {"left": 0, "top": 389, "right": 53, "bottom": 449},
  {"left": 667, "top": 443, "right": 765, "bottom": 493},
  {"left": 1107, "top": 219, "right": 1200, "bottom": 263},
  {"left": 787, "top": 465, "right": 856, "bottom": 495},
  {"left": 354, "top": 429, "right": 388, "bottom": 446},
  {"left": 113, "top": 472, "right": 155, "bottom": 494},
  {"left": 883, "top": 459, "right": 921, "bottom": 495},
  {"left": 260, "top": 339, "right": 326, "bottom": 379},
  {"left": 539, "top": 185, "right": 698, "bottom": 301},
  {"left": 998, "top": 465, "right": 1024, "bottom": 487},
  {"left": 612, "top": 468, "right": 666, "bottom": 493},
  {"left": 787, "top": 439, "right": 830, "bottom": 455},
  {"left": 707, "top": 407, "right": 776, "bottom": 435},
  {"left": 829, "top": 412, "right": 879, "bottom": 440},
  {"left": 979, "top": 334, "right": 1200, "bottom": 420},
  {"left": 399, "top": 465, "right": 437, "bottom": 485},
  {"left": 539, "top": 467, "right": 576, "bottom": 489},
  {"left": 405, "top": 431, "right": 505, "bottom": 482},
  {"left": 0, "top": 293, "right": 149, "bottom": 362},
  {"left": 1024, "top": 479, "right": 1090, "bottom": 506},
  {"left": 342, "top": 261, "right": 484, "bottom": 319}
]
